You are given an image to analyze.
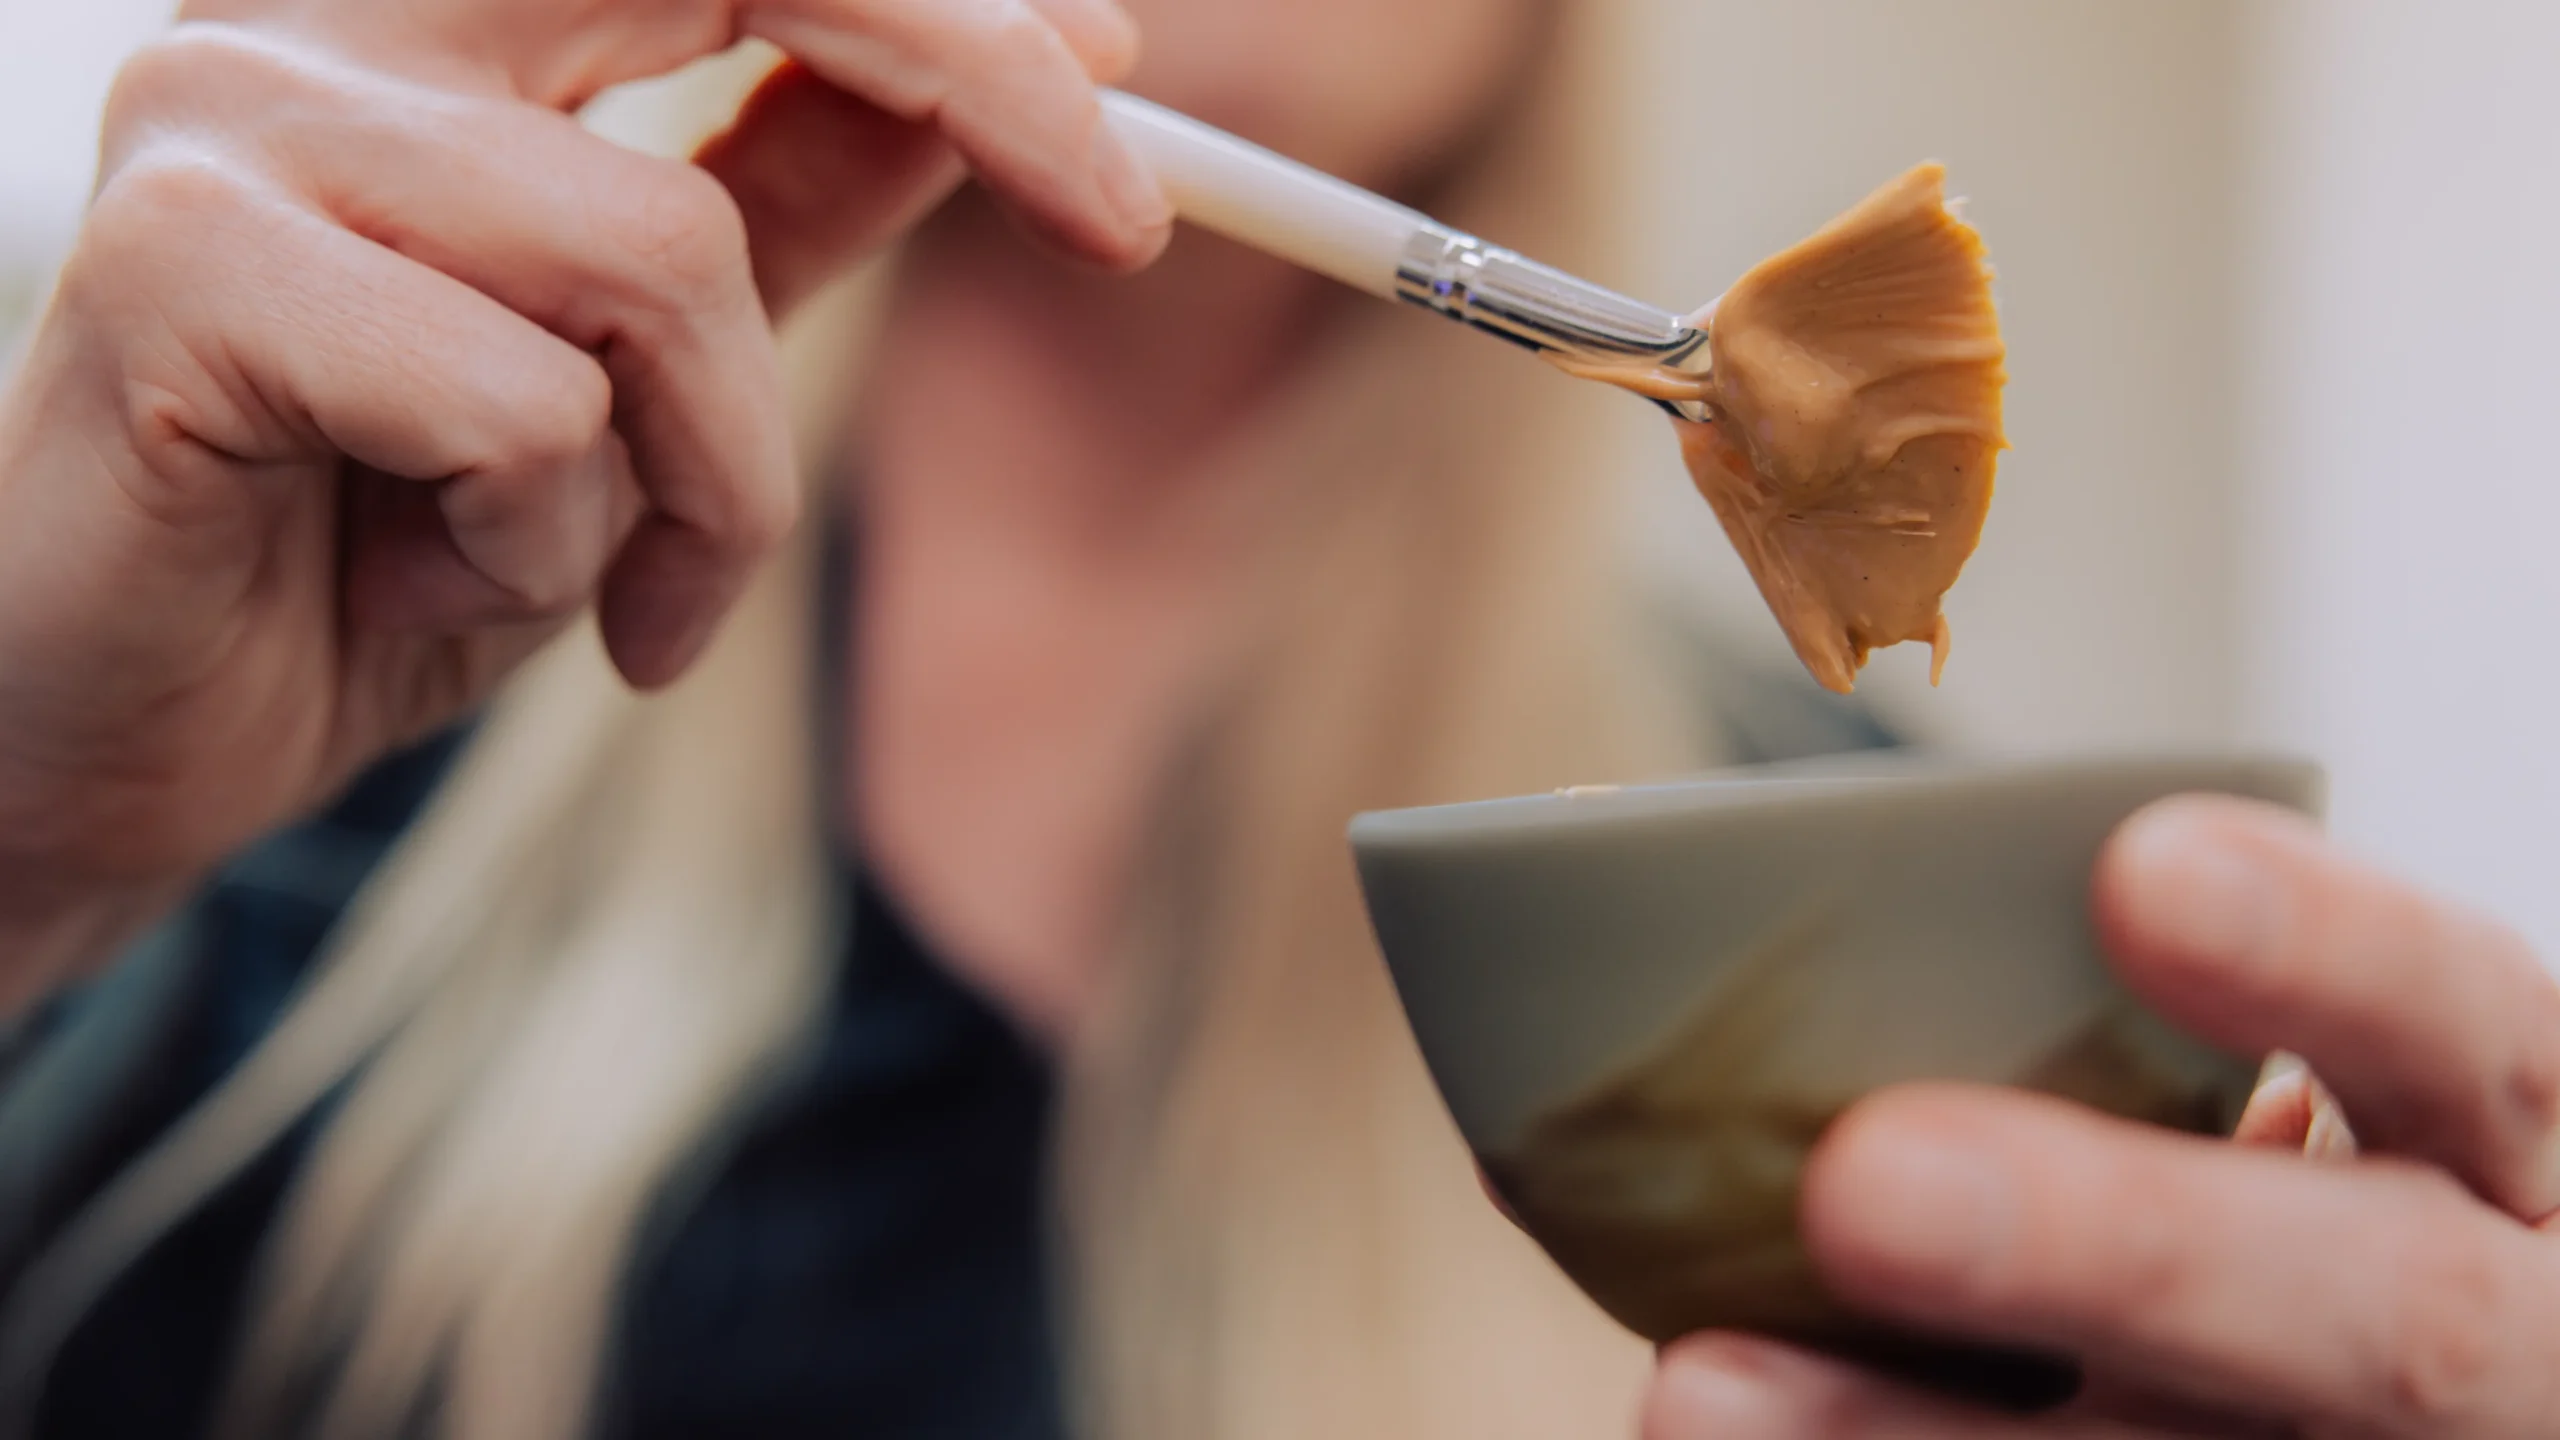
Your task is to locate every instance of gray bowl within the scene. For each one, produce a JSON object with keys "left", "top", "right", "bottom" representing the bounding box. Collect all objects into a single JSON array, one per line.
[{"left": 1350, "top": 752, "right": 2324, "bottom": 1407}]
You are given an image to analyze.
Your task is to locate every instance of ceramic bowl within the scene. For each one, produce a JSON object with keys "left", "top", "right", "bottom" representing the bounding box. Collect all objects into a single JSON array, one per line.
[{"left": 1350, "top": 752, "right": 2324, "bottom": 1406}]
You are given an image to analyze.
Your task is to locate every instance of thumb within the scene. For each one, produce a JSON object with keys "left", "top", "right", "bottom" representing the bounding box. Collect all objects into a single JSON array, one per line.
[{"left": 693, "top": 60, "right": 963, "bottom": 322}]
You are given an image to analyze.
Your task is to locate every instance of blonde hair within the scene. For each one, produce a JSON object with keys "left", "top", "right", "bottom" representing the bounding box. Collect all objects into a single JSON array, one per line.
[{"left": 0, "top": 10, "right": 1711, "bottom": 1436}]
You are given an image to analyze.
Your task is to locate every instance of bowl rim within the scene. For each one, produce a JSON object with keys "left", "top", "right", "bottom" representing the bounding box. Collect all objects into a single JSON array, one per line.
[{"left": 1348, "top": 750, "right": 2325, "bottom": 851}]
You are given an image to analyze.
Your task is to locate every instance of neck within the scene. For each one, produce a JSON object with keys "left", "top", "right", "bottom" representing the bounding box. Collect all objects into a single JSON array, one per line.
[{"left": 848, "top": 195, "right": 1346, "bottom": 1042}]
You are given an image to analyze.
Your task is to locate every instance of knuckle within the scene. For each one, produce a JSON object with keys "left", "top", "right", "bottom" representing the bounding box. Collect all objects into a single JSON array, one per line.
[
  {"left": 508, "top": 358, "right": 614, "bottom": 469},
  {"left": 614, "top": 163, "right": 753, "bottom": 310},
  {"left": 2501, "top": 1017, "right": 2560, "bottom": 1140},
  {"left": 2380, "top": 1270, "right": 2503, "bottom": 1426},
  {"left": 100, "top": 43, "right": 187, "bottom": 140},
  {"left": 101, "top": 25, "right": 278, "bottom": 139},
  {"left": 87, "top": 149, "right": 253, "bottom": 243},
  {"left": 71, "top": 151, "right": 272, "bottom": 322},
  {"left": 2370, "top": 1178, "right": 2514, "bottom": 1428}
]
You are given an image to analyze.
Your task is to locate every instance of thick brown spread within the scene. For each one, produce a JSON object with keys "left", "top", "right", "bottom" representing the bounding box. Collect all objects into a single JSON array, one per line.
[{"left": 1567, "top": 165, "right": 2007, "bottom": 694}]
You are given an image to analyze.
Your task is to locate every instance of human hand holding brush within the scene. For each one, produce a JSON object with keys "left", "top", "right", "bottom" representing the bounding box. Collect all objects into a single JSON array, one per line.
[{"left": 0, "top": 0, "right": 1168, "bottom": 1007}]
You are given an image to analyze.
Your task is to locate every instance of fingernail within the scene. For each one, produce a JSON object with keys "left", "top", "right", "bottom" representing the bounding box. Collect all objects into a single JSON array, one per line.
[
  {"left": 2257, "top": 1050, "right": 2309, "bottom": 1086},
  {"left": 2303, "top": 1082, "right": 2360, "bottom": 1163},
  {"left": 2117, "top": 807, "right": 2281, "bottom": 964},
  {"left": 1652, "top": 1348, "right": 1785, "bottom": 1430},
  {"left": 1093, "top": 123, "right": 1172, "bottom": 249}
]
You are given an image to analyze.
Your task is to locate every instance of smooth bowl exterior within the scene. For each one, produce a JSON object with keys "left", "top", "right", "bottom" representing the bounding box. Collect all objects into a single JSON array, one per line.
[{"left": 1350, "top": 752, "right": 2323, "bottom": 1406}]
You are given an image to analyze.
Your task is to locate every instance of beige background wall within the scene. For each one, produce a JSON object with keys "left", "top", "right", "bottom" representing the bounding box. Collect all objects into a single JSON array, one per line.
[{"left": 2238, "top": 0, "right": 2560, "bottom": 959}]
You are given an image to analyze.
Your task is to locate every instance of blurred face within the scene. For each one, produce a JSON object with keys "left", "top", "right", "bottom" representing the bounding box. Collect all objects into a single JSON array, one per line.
[{"left": 1121, "top": 0, "right": 1548, "bottom": 194}]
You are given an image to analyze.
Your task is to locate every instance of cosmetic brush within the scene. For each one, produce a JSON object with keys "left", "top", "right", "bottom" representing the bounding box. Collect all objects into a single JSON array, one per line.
[
  {"left": 1102, "top": 90, "right": 1713, "bottom": 422},
  {"left": 1104, "top": 90, "right": 2008, "bottom": 698}
]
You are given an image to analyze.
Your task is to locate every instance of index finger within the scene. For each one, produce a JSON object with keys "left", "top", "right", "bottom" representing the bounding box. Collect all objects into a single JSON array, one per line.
[
  {"left": 2095, "top": 796, "right": 2560, "bottom": 1220},
  {"left": 747, "top": 0, "right": 1170, "bottom": 269},
  {"left": 259, "top": 0, "right": 1168, "bottom": 269}
]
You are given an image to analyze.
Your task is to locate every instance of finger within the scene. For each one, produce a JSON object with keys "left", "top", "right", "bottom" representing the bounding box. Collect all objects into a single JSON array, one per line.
[
  {"left": 265, "top": 0, "right": 1138, "bottom": 114},
  {"left": 206, "top": 0, "right": 730, "bottom": 106},
  {"left": 2305, "top": 1078, "right": 2358, "bottom": 1161},
  {"left": 1644, "top": 1334, "right": 2176, "bottom": 1439},
  {"left": 172, "top": 31, "right": 800, "bottom": 683},
  {"left": 2233, "top": 1055, "right": 2359, "bottom": 1160},
  {"left": 693, "top": 59, "right": 964, "bottom": 318},
  {"left": 345, "top": 432, "right": 642, "bottom": 632},
  {"left": 80, "top": 147, "right": 618, "bottom": 626},
  {"left": 2231, "top": 1056, "right": 2314, "bottom": 1152},
  {"left": 746, "top": 0, "right": 1169, "bottom": 270},
  {"left": 1803, "top": 1084, "right": 2560, "bottom": 1437},
  {"left": 2096, "top": 795, "right": 2560, "bottom": 1218}
]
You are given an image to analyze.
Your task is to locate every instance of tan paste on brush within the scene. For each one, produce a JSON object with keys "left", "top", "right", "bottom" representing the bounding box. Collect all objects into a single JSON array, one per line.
[{"left": 1561, "top": 164, "right": 2007, "bottom": 695}]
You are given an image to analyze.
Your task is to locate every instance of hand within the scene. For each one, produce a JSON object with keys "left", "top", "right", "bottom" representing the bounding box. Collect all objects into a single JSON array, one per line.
[
  {"left": 0, "top": 0, "right": 1170, "bottom": 1005},
  {"left": 1641, "top": 795, "right": 2560, "bottom": 1438}
]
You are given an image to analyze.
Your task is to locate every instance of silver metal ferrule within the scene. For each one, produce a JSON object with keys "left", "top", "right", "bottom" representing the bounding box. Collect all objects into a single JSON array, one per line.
[{"left": 1394, "top": 226, "right": 1712, "bottom": 420}]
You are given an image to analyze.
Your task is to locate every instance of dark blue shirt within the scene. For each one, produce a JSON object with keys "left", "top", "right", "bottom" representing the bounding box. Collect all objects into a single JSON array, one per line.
[{"left": 30, "top": 727, "right": 1065, "bottom": 1440}]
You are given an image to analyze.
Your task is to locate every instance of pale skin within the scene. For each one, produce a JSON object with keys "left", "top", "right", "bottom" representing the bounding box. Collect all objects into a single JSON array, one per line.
[{"left": 1, "top": 2, "right": 2556, "bottom": 1436}]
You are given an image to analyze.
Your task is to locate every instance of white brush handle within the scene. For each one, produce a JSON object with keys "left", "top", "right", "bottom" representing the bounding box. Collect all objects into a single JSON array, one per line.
[
  {"left": 1099, "top": 90, "right": 1708, "bottom": 416},
  {"left": 1100, "top": 90, "right": 1429, "bottom": 300}
]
